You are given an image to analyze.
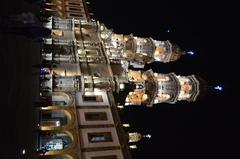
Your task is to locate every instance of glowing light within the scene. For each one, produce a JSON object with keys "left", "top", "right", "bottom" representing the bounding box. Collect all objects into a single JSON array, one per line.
[
  {"left": 41, "top": 107, "right": 49, "bottom": 110},
  {"left": 56, "top": 121, "right": 60, "bottom": 126},
  {"left": 123, "top": 123, "right": 130, "bottom": 127},
  {"left": 85, "top": 92, "right": 94, "bottom": 96},
  {"left": 129, "top": 145, "right": 137, "bottom": 149},
  {"left": 22, "top": 149, "right": 26, "bottom": 155},
  {"left": 117, "top": 105, "right": 124, "bottom": 109},
  {"left": 167, "top": 29, "right": 170, "bottom": 33},
  {"left": 187, "top": 51, "right": 195, "bottom": 55},
  {"left": 100, "top": 25, "right": 104, "bottom": 31},
  {"left": 214, "top": 85, "right": 223, "bottom": 91},
  {"left": 77, "top": 49, "right": 82, "bottom": 54},
  {"left": 112, "top": 41, "right": 118, "bottom": 48},
  {"left": 120, "top": 83, "right": 125, "bottom": 89},
  {"left": 144, "top": 134, "right": 152, "bottom": 138}
]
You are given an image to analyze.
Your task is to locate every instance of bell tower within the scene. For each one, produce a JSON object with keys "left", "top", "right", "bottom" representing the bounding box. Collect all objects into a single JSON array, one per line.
[
  {"left": 99, "top": 23, "right": 185, "bottom": 68},
  {"left": 122, "top": 69, "right": 201, "bottom": 106}
]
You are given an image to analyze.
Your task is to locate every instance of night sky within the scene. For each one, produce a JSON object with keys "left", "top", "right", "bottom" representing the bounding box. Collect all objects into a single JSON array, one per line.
[
  {"left": 0, "top": 0, "right": 239, "bottom": 159},
  {"left": 89, "top": 0, "right": 239, "bottom": 159}
]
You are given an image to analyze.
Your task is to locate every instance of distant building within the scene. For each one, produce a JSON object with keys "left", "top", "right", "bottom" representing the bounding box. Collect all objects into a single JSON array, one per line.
[{"left": 36, "top": 0, "right": 204, "bottom": 159}]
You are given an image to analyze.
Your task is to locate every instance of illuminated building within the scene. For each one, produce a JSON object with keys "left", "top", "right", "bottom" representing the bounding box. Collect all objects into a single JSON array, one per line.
[
  {"left": 124, "top": 70, "right": 200, "bottom": 106},
  {"left": 36, "top": 0, "right": 204, "bottom": 159}
]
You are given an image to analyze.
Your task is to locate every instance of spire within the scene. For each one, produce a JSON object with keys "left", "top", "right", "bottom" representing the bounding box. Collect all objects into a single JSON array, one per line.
[
  {"left": 99, "top": 24, "right": 185, "bottom": 68},
  {"left": 121, "top": 69, "right": 205, "bottom": 106}
]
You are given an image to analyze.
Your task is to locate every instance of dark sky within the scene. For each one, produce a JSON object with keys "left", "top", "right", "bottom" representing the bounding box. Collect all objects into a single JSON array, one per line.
[
  {"left": 89, "top": 0, "right": 239, "bottom": 159},
  {"left": 0, "top": 0, "right": 239, "bottom": 159}
]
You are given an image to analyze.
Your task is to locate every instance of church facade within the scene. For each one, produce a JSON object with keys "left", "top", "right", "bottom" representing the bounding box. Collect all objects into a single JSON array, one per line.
[{"left": 36, "top": 0, "right": 203, "bottom": 158}]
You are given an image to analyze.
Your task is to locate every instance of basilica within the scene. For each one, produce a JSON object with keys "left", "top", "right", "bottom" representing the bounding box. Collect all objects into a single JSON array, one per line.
[{"left": 36, "top": 0, "right": 204, "bottom": 158}]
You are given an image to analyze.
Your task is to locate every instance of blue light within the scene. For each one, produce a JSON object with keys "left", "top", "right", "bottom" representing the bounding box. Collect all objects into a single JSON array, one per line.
[
  {"left": 214, "top": 85, "right": 223, "bottom": 91},
  {"left": 187, "top": 51, "right": 195, "bottom": 55}
]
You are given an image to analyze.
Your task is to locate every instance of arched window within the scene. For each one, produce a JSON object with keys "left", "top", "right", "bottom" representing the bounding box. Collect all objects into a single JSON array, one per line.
[
  {"left": 178, "top": 92, "right": 191, "bottom": 100},
  {"left": 52, "top": 92, "right": 72, "bottom": 106},
  {"left": 156, "top": 93, "right": 171, "bottom": 101},
  {"left": 126, "top": 93, "right": 148, "bottom": 105},
  {"left": 155, "top": 74, "right": 170, "bottom": 82},
  {"left": 178, "top": 77, "right": 190, "bottom": 84},
  {"left": 39, "top": 132, "right": 72, "bottom": 151},
  {"left": 181, "top": 85, "right": 192, "bottom": 91},
  {"left": 40, "top": 110, "right": 71, "bottom": 127}
]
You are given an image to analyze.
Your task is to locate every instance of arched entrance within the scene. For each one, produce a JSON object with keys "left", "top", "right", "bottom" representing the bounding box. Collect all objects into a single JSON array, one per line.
[
  {"left": 40, "top": 110, "right": 71, "bottom": 127},
  {"left": 38, "top": 131, "right": 73, "bottom": 152},
  {"left": 51, "top": 92, "right": 73, "bottom": 106}
]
